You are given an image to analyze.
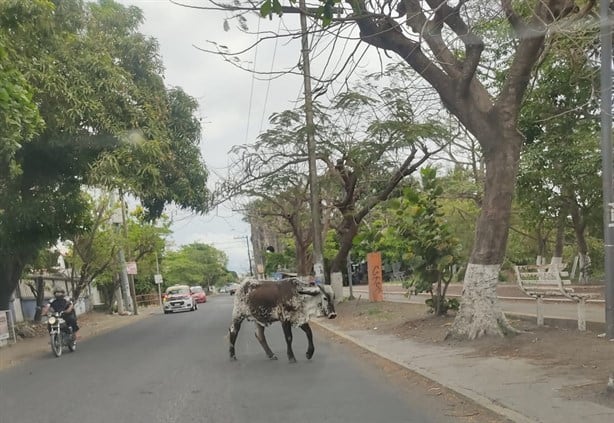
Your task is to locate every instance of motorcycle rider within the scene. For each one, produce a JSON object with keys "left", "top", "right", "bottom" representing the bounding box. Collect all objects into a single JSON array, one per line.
[{"left": 43, "top": 288, "right": 79, "bottom": 334}]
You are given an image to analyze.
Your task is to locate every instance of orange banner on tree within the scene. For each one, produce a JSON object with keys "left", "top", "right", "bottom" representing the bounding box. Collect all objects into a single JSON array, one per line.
[{"left": 367, "top": 251, "right": 383, "bottom": 302}]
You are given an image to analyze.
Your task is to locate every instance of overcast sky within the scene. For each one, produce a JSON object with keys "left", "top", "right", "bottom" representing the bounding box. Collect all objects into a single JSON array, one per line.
[{"left": 117, "top": 0, "right": 380, "bottom": 273}]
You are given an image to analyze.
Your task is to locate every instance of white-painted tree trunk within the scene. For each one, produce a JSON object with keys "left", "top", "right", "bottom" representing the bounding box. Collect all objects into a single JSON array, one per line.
[
  {"left": 578, "top": 253, "right": 591, "bottom": 285},
  {"left": 330, "top": 272, "right": 344, "bottom": 304},
  {"left": 449, "top": 263, "right": 518, "bottom": 339}
]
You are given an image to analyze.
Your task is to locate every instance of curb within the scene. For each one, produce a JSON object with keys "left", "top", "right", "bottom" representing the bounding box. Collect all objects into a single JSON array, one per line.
[{"left": 313, "top": 320, "right": 536, "bottom": 423}]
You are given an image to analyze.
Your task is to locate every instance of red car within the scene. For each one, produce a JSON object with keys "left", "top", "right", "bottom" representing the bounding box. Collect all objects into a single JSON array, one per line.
[{"left": 190, "top": 286, "right": 207, "bottom": 303}]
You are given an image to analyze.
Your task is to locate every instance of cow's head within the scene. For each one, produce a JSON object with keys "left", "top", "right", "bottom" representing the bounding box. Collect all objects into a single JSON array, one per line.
[{"left": 298, "top": 284, "right": 336, "bottom": 319}]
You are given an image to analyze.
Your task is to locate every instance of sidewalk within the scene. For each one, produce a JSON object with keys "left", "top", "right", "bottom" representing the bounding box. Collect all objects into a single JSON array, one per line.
[
  {"left": 347, "top": 286, "right": 607, "bottom": 331},
  {"left": 320, "top": 288, "right": 614, "bottom": 422}
]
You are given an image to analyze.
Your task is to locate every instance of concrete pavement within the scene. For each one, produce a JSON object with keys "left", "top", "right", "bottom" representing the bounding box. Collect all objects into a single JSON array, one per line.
[{"left": 320, "top": 285, "right": 614, "bottom": 422}]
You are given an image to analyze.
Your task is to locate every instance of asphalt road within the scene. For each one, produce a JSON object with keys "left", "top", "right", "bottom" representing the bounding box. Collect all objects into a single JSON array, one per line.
[{"left": 1, "top": 296, "right": 463, "bottom": 423}]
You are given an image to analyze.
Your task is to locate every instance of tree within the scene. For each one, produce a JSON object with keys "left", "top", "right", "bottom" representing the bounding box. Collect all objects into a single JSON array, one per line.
[
  {"left": 163, "top": 243, "right": 233, "bottom": 288},
  {"left": 307, "top": 0, "right": 594, "bottom": 338},
  {"left": 225, "top": 67, "right": 448, "bottom": 277},
  {"left": 68, "top": 196, "right": 170, "bottom": 302},
  {"left": 185, "top": 0, "right": 594, "bottom": 338},
  {"left": 68, "top": 194, "right": 119, "bottom": 302},
  {"left": 0, "top": 6, "right": 44, "bottom": 177},
  {"left": 319, "top": 68, "right": 448, "bottom": 273},
  {"left": 517, "top": 33, "right": 601, "bottom": 282},
  {"left": 23, "top": 248, "right": 61, "bottom": 322},
  {"left": 399, "top": 168, "right": 462, "bottom": 315},
  {"left": 356, "top": 168, "right": 461, "bottom": 314},
  {"left": 246, "top": 198, "right": 314, "bottom": 276},
  {"left": 0, "top": 0, "right": 210, "bottom": 309}
]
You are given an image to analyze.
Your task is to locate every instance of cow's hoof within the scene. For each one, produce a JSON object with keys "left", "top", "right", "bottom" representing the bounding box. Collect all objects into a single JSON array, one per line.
[
  {"left": 288, "top": 357, "right": 297, "bottom": 363},
  {"left": 269, "top": 355, "right": 278, "bottom": 360},
  {"left": 230, "top": 356, "right": 237, "bottom": 361},
  {"left": 306, "top": 352, "right": 314, "bottom": 360}
]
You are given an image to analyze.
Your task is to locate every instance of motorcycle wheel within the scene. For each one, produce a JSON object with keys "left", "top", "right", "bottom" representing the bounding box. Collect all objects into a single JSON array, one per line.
[{"left": 51, "top": 333, "right": 63, "bottom": 357}]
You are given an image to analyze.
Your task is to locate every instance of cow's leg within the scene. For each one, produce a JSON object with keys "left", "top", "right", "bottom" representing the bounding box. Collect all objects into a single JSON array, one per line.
[
  {"left": 300, "top": 323, "right": 314, "bottom": 359},
  {"left": 255, "top": 323, "right": 277, "bottom": 360},
  {"left": 229, "top": 317, "right": 244, "bottom": 361},
  {"left": 281, "top": 321, "right": 296, "bottom": 363}
]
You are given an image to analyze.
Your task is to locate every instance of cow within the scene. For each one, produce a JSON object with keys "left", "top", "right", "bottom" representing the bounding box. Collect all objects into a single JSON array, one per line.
[{"left": 228, "top": 278, "right": 336, "bottom": 362}]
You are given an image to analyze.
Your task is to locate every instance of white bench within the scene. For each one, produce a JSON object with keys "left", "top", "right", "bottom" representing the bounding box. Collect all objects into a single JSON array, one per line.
[{"left": 513, "top": 264, "right": 595, "bottom": 331}]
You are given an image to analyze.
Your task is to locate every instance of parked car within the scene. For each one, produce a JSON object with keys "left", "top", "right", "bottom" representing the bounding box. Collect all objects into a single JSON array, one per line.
[
  {"left": 190, "top": 286, "right": 207, "bottom": 303},
  {"left": 163, "top": 285, "right": 197, "bottom": 314}
]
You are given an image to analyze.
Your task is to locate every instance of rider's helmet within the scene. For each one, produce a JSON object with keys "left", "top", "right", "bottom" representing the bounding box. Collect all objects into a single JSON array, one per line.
[{"left": 53, "top": 288, "right": 66, "bottom": 299}]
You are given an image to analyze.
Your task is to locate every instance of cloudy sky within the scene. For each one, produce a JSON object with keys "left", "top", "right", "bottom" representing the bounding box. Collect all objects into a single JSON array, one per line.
[{"left": 117, "top": 0, "right": 379, "bottom": 273}]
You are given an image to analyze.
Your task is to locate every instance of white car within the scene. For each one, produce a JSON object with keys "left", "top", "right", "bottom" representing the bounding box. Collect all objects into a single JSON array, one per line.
[{"left": 163, "top": 285, "right": 197, "bottom": 314}]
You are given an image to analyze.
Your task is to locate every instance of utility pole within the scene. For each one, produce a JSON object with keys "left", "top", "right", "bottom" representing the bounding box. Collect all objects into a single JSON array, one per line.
[
  {"left": 111, "top": 192, "right": 132, "bottom": 314},
  {"left": 120, "top": 190, "right": 138, "bottom": 315},
  {"left": 299, "top": 0, "right": 325, "bottom": 285},
  {"left": 599, "top": 0, "right": 614, "bottom": 392},
  {"left": 599, "top": 0, "right": 614, "bottom": 340},
  {"left": 155, "top": 252, "right": 163, "bottom": 310},
  {"left": 235, "top": 235, "right": 253, "bottom": 276},
  {"left": 347, "top": 250, "right": 354, "bottom": 300}
]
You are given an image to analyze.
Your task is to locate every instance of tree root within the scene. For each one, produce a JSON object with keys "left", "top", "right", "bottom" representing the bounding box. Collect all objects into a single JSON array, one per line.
[{"left": 446, "top": 311, "right": 522, "bottom": 340}]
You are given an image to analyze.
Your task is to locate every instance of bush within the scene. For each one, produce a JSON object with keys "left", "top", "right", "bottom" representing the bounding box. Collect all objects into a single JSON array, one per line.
[{"left": 425, "top": 296, "right": 460, "bottom": 314}]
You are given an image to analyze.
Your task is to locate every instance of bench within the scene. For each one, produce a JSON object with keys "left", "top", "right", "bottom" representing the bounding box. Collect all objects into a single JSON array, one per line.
[{"left": 513, "top": 264, "right": 595, "bottom": 331}]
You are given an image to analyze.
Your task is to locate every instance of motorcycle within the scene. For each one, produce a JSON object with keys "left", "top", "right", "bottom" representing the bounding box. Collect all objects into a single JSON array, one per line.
[{"left": 46, "top": 311, "right": 76, "bottom": 357}]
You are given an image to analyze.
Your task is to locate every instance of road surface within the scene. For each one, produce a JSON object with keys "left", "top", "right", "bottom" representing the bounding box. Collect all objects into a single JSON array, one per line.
[{"left": 0, "top": 296, "right": 478, "bottom": 423}]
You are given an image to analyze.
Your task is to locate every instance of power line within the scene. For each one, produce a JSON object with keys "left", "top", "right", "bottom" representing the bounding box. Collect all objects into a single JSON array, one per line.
[
  {"left": 259, "top": 18, "right": 283, "bottom": 134},
  {"left": 243, "top": 17, "right": 261, "bottom": 144}
]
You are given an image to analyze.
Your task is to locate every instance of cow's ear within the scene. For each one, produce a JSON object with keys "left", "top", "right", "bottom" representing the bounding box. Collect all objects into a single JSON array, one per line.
[{"left": 298, "top": 286, "right": 321, "bottom": 296}]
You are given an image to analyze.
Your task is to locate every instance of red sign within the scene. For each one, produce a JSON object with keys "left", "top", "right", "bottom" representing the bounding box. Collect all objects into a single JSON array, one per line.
[{"left": 367, "top": 252, "right": 383, "bottom": 302}]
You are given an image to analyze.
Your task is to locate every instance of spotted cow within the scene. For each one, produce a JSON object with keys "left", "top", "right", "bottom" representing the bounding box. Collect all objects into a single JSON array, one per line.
[{"left": 228, "top": 278, "right": 336, "bottom": 362}]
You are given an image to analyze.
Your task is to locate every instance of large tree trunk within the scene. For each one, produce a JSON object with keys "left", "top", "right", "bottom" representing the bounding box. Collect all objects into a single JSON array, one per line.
[
  {"left": 449, "top": 135, "right": 522, "bottom": 339},
  {"left": 0, "top": 253, "right": 28, "bottom": 310},
  {"left": 32, "top": 276, "right": 45, "bottom": 322},
  {"left": 569, "top": 202, "right": 590, "bottom": 284},
  {"left": 536, "top": 221, "right": 548, "bottom": 260},
  {"left": 295, "top": 241, "right": 313, "bottom": 276},
  {"left": 554, "top": 211, "right": 566, "bottom": 258},
  {"left": 72, "top": 272, "right": 89, "bottom": 303},
  {"left": 330, "top": 217, "right": 359, "bottom": 273},
  {"left": 286, "top": 215, "right": 313, "bottom": 276}
]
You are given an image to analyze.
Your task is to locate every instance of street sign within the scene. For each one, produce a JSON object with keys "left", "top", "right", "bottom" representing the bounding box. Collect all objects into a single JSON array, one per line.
[
  {"left": 154, "top": 274, "right": 163, "bottom": 284},
  {"left": 126, "top": 261, "right": 138, "bottom": 275}
]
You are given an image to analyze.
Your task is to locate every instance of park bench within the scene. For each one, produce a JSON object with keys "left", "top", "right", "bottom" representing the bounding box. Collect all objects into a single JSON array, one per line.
[{"left": 513, "top": 264, "right": 596, "bottom": 331}]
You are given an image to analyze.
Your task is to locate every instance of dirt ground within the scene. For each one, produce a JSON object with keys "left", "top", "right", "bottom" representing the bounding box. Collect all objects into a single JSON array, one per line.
[
  {"left": 331, "top": 298, "right": 614, "bottom": 409},
  {"left": 0, "top": 307, "right": 157, "bottom": 370}
]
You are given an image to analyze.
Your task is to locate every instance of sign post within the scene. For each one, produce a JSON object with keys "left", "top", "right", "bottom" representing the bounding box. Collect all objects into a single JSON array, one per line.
[{"left": 154, "top": 274, "right": 163, "bottom": 309}]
